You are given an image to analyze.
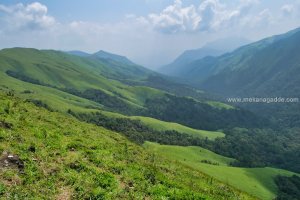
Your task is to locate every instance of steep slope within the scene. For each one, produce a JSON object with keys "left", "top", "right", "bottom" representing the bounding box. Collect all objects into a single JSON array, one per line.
[
  {"left": 177, "top": 28, "right": 300, "bottom": 97},
  {"left": 88, "top": 50, "right": 152, "bottom": 80},
  {"left": 0, "top": 92, "right": 255, "bottom": 199},
  {"left": 181, "top": 28, "right": 300, "bottom": 127},
  {"left": 0, "top": 48, "right": 159, "bottom": 112},
  {"left": 159, "top": 48, "right": 224, "bottom": 76},
  {"left": 201, "top": 29, "right": 300, "bottom": 97}
]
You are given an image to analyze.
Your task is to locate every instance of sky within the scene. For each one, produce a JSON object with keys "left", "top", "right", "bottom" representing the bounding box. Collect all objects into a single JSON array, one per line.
[{"left": 0, "top": 0, "right": 300, "bottom": 68}]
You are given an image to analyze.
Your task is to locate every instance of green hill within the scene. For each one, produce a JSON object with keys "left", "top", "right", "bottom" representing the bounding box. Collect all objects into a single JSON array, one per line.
[
  {"left": 200, "top": 28, "right": 300, "bottom": 97},
  {"left": 129, "top": 116, "right": 225, "bottom": 140},
  {"left": 0, "top": 47, "right": 265, "bottom": 132},
  {"left": 0, "top": 92, "right": 255, "bottom": 199},
  {"left": 144, "top": 142, "right": 298, "bottom": 200}
]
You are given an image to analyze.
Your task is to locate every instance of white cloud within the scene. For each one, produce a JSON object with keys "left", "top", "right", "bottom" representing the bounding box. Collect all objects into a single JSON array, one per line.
[
  {"left": 281, "top": 4, "right": 297, "bottom": 18},
  {"left": 148, "top": 0, "right": 200, "bottom": 33},
  {"left": 142, "top": 0, "right": 271, "bottom": 34},
  {"left": 0, "top": 2, "right": 56, "bottom": 32}
]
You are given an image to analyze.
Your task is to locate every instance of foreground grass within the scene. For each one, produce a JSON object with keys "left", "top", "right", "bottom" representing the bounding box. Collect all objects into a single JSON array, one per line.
[
  {"left": 0, "top": 93, "right": 254, "bottom": 199},
  {"left": 144, "top": 142, "right": 297, "bottom": 200}
]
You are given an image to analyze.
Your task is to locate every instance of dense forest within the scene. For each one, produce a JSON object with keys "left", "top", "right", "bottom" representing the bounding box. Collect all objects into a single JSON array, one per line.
[
  {"left": 211, "top": 128, "right": 300, "bottom": 173},
  {"left": 69, "top": 111, "right": 208, "bottom": 147},
  {"left": 144, "top": 94, "right": 268, "bottom": 130},
  {"left": 275, "top": 175, "right": 300, "bottom": 200}
]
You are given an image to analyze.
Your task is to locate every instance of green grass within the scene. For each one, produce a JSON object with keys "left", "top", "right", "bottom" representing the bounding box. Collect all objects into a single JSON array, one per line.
[
  {"left": 0, "top": 48, "right": 160, "bottom": 108},
  {"left": 0, "top": 92, "right": 255, "bottom": 199},
  {"left": 131, "top": 116, "right": 225, "bottom": 140},
  {"left": 206, "top": 101, "right": 234, "bottom": 110},
  {"left": 144, "top": 142, "right": 297, "bottom": 200},
  {"left": 95, "top": 110, "right": 224, "bottom": 140}
]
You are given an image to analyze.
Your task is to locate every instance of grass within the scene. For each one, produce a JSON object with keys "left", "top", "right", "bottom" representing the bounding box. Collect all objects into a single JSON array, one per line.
[
  {"left": 96, "top": 110, "right": 225, "bottom": 140},
  {"left": 0, "top": 92, "right": 255, "bottom": 199},
  {"left": 0, "top": 48, "right": 159, "bottom": 108},
  {"left": 130, "top": 116, "right": 225, "bottom": 140},
  {"left": 206, "top": 101, "right": 235, "bottom": 110},
  {"left": 144, "top": 142, "right": 297, "bottom": 200}
]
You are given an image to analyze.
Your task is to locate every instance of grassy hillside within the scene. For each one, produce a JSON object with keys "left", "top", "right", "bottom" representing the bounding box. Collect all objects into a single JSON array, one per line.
[
  {"left": 144, "top": 142, "right": 297, "bottom": 200},
  {"left": 130, "top": 116, "right": 225, "bottom": 140},
  {"left": 0, "top": 92, "right": 255, "bottom": 199},
  {"left": 0, "top": 47, "right": 266, "bottom": 131}
]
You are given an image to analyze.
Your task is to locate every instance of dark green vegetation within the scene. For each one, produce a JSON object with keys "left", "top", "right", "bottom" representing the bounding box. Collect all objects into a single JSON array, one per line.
[
  {"left": 210, "top": 128, "right": 300, "bottom": 173},
  {"left": 144, "top": 94, "right": 266, "bottom": 130},
  {"left": 69, "top": 111, "right": 208, "bottom": 147},
  {"left": 0, "top": 92, "right": 255, "bottom": 199},
  {"left": 275, "top": 175, "right": 300, "bottom": 200}
]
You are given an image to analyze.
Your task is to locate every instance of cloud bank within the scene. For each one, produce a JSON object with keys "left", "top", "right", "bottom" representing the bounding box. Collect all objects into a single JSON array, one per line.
[
  {"left": 0, "top": 2, "right": 56, "bottom": 32},
  {"left": 144, "top": 0, "right": 269, "bottom": 34}
]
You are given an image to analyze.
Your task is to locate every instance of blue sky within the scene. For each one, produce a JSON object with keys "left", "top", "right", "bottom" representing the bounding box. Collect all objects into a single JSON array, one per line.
[{"left": 0, "top": 0, "right": 300, "bottom": 68}]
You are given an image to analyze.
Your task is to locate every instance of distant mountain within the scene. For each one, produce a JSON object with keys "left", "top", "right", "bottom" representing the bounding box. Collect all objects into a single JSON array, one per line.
[
  {"left": 159, "top": 48, "right": 224, "bottom": 76},
  {"left": 67, "top": 49, "right": 152, "bottom": 80},
  {"left": 192, "top": 28, "right": 300, "bottom": 98},
  {"left": 159, "top": 37, "right": 250, "bottom": 76},
  {"left": 67, "top": 50, "right": 90, "bottom": 57},
  {"left": 181, "top": 27, "right": 300, "bottom": 127}
]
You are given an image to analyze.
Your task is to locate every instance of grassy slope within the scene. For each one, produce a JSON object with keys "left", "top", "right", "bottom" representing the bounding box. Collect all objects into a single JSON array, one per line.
[
  {"left": 0, "top": 48, "right": 227, "bottom": 140},
  {"left": 206, "top": 101, "right": 234, "bottom": 110},
  {"left": 130, "top": 116, "right": 225, "bottom": 140},
  {"left": 98, "top": 110, "right": 224, "bottom": 140},
  {"left": 0, "top": 75, "right": 224, "bottom": 143},
  {"left": 0, "top": 48, "right": 162, "bottom": 108},
  {"left": 144, "top": 142, "right": 297, "bottom": 200},
  {"left": 0, "top": 93, "right": 254, "bottom": 199},
  {"left": 0, "top": 48, "right": 235, "bottom": 111},
  {"left": 0, "top": 73, "right": 224, "bottom": 141}
]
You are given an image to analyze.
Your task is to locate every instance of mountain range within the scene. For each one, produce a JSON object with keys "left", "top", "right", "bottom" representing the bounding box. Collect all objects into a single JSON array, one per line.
[{"left": 191, "top": 28, "right": 300, "bottom": 97}]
